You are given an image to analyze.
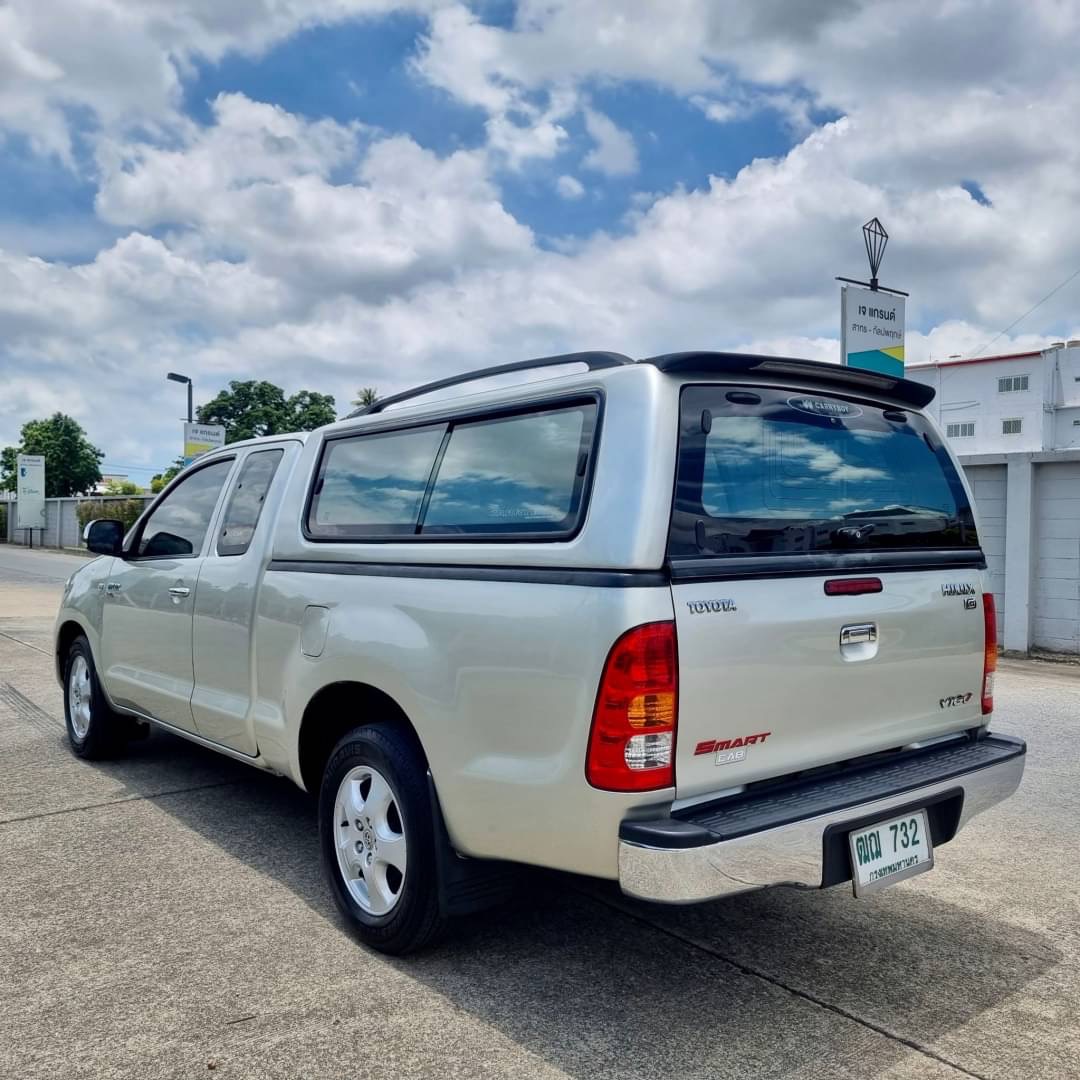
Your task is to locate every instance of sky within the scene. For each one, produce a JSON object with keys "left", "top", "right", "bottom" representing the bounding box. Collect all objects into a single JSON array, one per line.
[{"left": 1, "top": 0, "right": 1080, "bottom": 481}]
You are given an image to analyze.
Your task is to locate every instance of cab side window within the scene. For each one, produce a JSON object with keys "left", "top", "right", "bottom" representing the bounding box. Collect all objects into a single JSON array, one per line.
[
  {"left": 217, "top": 449, "right": 284, "bottom": 556},
  {"left": 307, "top": 424, "right": 447, "bottom": 539},
  {"left": 137, "top": 459, "right": 233, "bottom": 558},
  {"left": 422, "top": 403, "right": 596, "bottom": 535}
]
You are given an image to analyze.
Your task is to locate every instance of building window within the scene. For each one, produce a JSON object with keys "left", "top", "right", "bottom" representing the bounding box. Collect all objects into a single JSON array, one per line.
[
  {"left": 997, "top": 374, "right": 1029, "bottom": 393},
  {"left": 1002, "top": 418, "right": 1023, "bottom": 435},
  {"left": 946, "top": 422, "right": 975, "bottom": 438}
]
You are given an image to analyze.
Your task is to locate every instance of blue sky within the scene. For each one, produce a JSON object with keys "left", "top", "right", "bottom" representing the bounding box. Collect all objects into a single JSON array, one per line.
[
  {"left": 8, "top": 15, "right": 818, "bottom": 254},
  {"left": 1, "top": 0, "right": 1078, "bottom": 479}
]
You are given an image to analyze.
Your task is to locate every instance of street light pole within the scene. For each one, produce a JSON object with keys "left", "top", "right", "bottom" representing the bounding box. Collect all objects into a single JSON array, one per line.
[{"left": 167, "top": 372, "right": 193, "bottom": 422}]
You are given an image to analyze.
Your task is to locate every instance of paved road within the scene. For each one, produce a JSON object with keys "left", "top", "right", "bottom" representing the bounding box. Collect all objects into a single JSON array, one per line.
[
  {"left": 0, "top": 544, "right": 91, "bottom": 583},
  {"left": 1, "top": 544, "right": 1077, "bottom": 1079}
]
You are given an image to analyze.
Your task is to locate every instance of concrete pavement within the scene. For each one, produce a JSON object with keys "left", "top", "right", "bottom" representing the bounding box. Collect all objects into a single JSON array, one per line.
[{"left": 1, "top": 544, "right": 1077, "bottom": 1079}]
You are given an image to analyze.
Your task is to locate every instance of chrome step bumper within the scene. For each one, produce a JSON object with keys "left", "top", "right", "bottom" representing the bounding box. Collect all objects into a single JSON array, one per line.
[{"left": 618, "top": 734, "right": 1026, "bottom": 904}]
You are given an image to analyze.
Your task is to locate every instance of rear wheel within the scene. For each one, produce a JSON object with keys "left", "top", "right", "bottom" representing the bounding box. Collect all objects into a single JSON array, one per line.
[
  {"left": 319, "top": 725, "right": 445, "bottom": 954},
  {"left": 63, "top": 636, "right": 130, "bottom": 759}
]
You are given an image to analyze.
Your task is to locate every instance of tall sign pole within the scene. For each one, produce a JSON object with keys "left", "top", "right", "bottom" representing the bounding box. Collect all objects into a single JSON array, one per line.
[{"left": 837, "top": 218, "right": 908, "bottom": 378}]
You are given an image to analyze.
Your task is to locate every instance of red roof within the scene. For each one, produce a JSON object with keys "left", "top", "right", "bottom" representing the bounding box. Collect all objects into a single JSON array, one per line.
[{"left": 907, "top": 349, "right": 1042, "bottom": 370}]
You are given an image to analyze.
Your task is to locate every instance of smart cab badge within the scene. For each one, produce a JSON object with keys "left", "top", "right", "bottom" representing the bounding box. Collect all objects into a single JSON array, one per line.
[{"left": 694, "top": 730, "right": 771, "bottom": 766}]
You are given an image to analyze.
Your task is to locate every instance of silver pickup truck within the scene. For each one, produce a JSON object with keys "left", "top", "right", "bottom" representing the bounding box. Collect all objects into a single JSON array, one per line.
[{"left": 55, "top": 351, "right": 1025, "bottom": 953}]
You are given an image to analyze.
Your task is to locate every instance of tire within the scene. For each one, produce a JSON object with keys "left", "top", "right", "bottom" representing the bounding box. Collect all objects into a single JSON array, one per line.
[
  {"left": 319, "top": 725, "right": 446, "bottom": 955},
  {"left": 63, "top": 635, "right": 131, "bottom": 759}
]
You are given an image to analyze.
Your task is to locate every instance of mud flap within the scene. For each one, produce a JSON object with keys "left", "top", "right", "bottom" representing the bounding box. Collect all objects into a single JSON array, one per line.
[{"left": 427, "top": 773, "right": 522, "bottom": 917}]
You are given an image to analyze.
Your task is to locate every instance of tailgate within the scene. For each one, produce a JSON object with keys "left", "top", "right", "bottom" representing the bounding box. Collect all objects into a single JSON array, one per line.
[
  {"left": 672, "top": 571, "right": 987, "bottom": 799},
  {"left": 666, "top": 381, "right": 988, "bottom": 800}
]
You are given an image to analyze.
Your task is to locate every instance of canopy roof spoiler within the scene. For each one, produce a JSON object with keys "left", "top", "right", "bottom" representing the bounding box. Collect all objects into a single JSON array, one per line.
[
  {"left": 347, "top": 351, "right": 633, "bottom": 417},
  {"left": 642, "top": 351, "right": 935, "bottom": 409}
]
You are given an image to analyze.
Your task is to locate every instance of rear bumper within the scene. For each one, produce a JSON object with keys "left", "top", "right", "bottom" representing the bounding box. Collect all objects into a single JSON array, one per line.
[{"left": 618, "top": 733, "right": 1026, "bottom": 904}]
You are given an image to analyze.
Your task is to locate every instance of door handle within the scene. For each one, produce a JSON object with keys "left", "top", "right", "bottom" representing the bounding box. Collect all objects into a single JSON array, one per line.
[
  {"left": 840, "top": 623, "right": 877, "bottom": 646},
  {"left": 168, "top": 586, "right": 191, "bottom": 598}
]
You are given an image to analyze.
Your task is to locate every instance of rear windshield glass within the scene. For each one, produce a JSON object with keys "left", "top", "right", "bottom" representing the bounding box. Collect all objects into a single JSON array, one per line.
[{"left": 669, "top": 385, "right": 979, "bottom": 559}]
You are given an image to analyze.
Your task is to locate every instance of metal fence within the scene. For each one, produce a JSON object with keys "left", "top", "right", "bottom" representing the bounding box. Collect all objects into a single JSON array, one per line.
[{"left": 1, "top": 495, "right": 153, "bottom": 549}]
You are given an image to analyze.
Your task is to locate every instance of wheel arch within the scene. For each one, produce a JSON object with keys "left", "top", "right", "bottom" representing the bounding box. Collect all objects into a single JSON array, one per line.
[
  {"left": 55, "top": 618, "right": 90, "bottom": 683},
  {"left": 296, "top": 681, "right": 428, "bottom": 795}
]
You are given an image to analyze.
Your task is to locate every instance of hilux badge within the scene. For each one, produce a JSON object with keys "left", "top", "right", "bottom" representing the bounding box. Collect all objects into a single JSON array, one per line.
[{"left": 942, "top": 583, "right": 976, "bottom": 596}]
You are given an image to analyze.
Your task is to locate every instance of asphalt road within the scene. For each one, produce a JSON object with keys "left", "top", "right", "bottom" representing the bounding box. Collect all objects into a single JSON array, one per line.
[{"left": 1, "top": 544, "right": 1077, "bottom": 1080}]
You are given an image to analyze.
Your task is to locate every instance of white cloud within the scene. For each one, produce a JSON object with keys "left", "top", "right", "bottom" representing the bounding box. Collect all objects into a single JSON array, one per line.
[
  {"left": 0, "top": 0, "right": 441, "bottom": 160},
  {"left": 484, "top": 86, "right": 576, "bottom": 169},
  {"left": 582, "top": 109, "right": 638, "bottom": 176},
  {"left": 95, "top": 94, "right": 533, "bottom": 306},
  {"left": 555, "top": 174, "right": 584, "bottom": 200}
]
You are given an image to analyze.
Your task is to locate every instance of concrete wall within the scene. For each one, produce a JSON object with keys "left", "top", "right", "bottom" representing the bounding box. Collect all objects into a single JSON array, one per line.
[
  {"left": 2, "top": 496, "right": 152, "bottom": 548},
  {"left": 1033, "top": 461, "right": 1080, "bottom": 654},
  {"left": 1052, "top": 406, "right": 1080, "bottom": 450},
  {"left": 965, "top": 464, "right": 1007, "bottom": 645},
  {"left": 960, "top": 450, "right": 1080, "bottom": 655}
]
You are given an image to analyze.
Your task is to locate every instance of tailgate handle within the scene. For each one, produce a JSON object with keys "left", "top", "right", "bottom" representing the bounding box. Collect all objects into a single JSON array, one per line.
[{"left": 840, "top": 623, "right": 877, "bottom": 646}]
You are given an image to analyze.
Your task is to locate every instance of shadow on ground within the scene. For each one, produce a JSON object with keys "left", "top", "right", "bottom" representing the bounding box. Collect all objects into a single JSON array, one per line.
[{"left": 83, "top": 727, "right": 1061, "bottom": 1080}]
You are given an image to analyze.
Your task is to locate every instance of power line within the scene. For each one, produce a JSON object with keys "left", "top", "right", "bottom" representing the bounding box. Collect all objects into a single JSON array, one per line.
[
  {"left": 100, "top": 462, "right": 162, "bottom": 474},
  {"left": 968, "top": 264, "right": 1080, "bottom": 358}
]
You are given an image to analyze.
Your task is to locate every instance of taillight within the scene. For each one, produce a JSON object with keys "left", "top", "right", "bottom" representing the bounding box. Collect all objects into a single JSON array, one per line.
[
  {"left": 982, "top": 593, "right": 997, "bottom": 715},
  {"left": 586, "top": 621, "right": 678, "bottom": 791}
]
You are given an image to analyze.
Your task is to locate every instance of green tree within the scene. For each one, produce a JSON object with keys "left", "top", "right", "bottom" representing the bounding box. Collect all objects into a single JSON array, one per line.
[
  {"left": 289, "top": 390, "right": 338, "bottom": 431},
  {"left": 352, "top": 387, "right": 379, "bottom": 408},
  {"left": 104, "top": 478, "right": 142, "bottom": 495},
  {"left": 0, "top": 447, "right": 16, "bottom": 492},
  {"left": 0, "top": 413, "right": 104, "bottom": 496},
  {"left": 196, "top": 380, "right": 337, "bottom": 441},
  {"left": 150, "top": 457, "right": 185, "bottom": 494},
  {"left": 76, "top": 498, "right": 147, "bottom": 534}
]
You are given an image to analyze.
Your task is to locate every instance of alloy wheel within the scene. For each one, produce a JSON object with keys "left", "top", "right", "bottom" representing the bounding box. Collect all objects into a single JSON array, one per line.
[{"left": 333, "top": 765, "right": 408, "bottom": 915}]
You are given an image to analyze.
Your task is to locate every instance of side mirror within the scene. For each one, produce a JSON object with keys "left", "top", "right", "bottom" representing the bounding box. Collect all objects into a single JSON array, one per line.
[{"left": 84, "top": 519, "right": 125, "bottom": 557}]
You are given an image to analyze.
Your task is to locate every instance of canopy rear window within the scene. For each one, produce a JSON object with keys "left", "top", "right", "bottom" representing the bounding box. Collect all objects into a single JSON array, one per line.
[{"left": 669, "top": 385, "right": 979, "bottom": 560}]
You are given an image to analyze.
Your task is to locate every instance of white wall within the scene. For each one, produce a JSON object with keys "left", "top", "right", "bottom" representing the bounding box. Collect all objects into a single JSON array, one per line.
[
  {"left": 1033, "top": 461, "right": 1080, "bottom": 654},
  {"left": 908, "top": 344, "right": 1080, "bottom": 455},
  {"left": 908, "top": 354, "right": 1049, "bottom": 454},
  {"left": 3, "top": 496, "right": 152, "bottom": 548},
  {"left": 965, "top": 464, "right": 1007, "bottom": 645},
  {"left": 1050, "top": 343, "right": 1080, "bottom": 407},
  {"left": 1052, "top": 405, "right": 1080, "bottom": 449},
  {"left": 958, "top": 450, "right": 1080, "bottom": 655}
]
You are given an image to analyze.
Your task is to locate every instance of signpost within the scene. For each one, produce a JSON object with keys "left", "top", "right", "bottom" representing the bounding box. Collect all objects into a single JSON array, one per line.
[
  {"left": 183, "top": 423, "right": 226, "bottom": 466},
  {"left": 837, "top": 217, "right": 908, "bottom": 378},
  {"left": 16, "top": 454, "right": 46, "bottom": 548},
  {"left": 840, "top": 286, "right": 905, "bottom": 376}
]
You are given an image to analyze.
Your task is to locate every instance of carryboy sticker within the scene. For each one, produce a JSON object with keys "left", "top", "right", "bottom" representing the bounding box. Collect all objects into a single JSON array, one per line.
[{"left": 787, "top": 396, "right": 863, "bottom": 419}]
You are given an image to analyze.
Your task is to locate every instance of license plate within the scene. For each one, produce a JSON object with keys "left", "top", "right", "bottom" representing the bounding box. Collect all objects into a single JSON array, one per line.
[{"left": 848, "top": 810, "right": 933, "bottom": 896}]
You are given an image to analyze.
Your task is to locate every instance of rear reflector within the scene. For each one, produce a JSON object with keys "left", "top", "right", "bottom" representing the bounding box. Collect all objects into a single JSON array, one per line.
[
  {"left": 586, "top": 621, "right": 678, "bottom": 792},
  {"left": 824, "top": 578, "right": 883, "bottom": 596},
  {"left": 982, "top": 593, "right": 997, "bottom": 715}
]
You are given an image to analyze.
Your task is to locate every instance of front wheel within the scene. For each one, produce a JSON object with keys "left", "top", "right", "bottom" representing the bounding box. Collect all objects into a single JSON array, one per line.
[
  {"left": 319, "top": 725, "right": 445, "bottom": 954},
  {"left": 63, "top": 635, "right": 130, "bottom": 759}
]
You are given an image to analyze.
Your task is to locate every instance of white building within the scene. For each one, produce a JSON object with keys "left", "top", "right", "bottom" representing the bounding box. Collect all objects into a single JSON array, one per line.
[
  {"left": 907, "top": 341, "right": 1080, "bottom": 453},
  {"left": 906, "top": 341, "right": 1080, "bottom": 656}
]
